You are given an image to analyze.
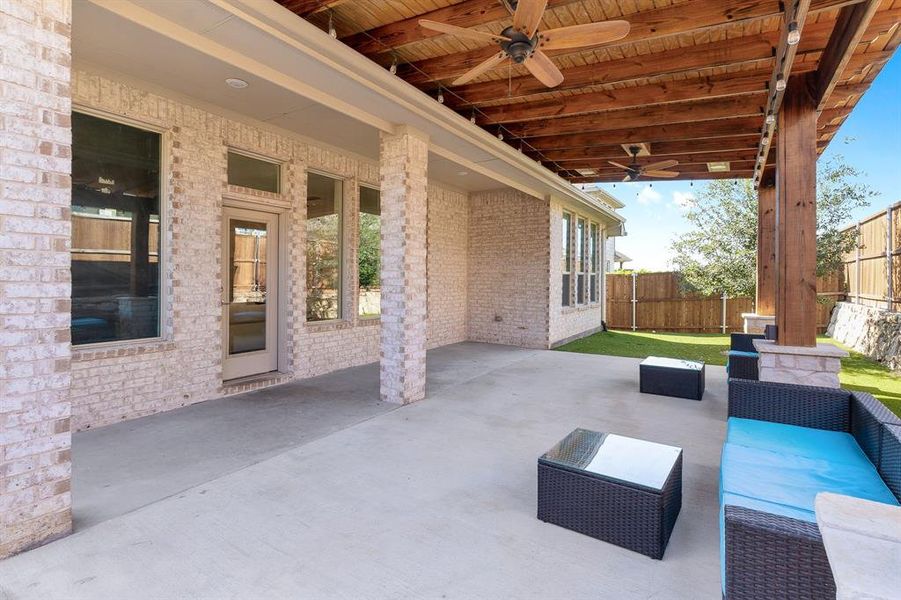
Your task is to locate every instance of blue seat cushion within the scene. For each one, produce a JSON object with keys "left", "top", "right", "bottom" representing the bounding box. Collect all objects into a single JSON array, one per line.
[{"left": 719, "top": 418, "right": 899, "bottom": 592}]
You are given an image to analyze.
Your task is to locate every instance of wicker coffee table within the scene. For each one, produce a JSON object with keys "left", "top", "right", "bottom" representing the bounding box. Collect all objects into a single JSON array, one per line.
[
  {"left": 639, "top": 356, "right": 705, "bottom": 400},
  {"left": 537, "top": 428, "right": 683, "bottom": 559}
]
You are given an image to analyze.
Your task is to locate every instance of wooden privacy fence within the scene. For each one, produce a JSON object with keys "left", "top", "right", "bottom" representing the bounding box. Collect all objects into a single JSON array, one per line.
[
  {"left": 841, "top": 202, "right": 901, "bottom": 312},
  {"left": 605, "top": 271, "right": 841, "bottom": 333}
]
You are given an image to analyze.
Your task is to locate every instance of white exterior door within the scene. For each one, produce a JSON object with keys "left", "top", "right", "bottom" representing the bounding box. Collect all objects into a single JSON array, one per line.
[{"left": 221, "top": 206, "right": 279, "bottom": 380}]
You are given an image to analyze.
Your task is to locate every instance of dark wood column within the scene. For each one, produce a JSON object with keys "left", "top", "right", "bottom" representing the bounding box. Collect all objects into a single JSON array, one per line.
[
  {"left": 775, "top": 73, "right": 818, "bottom": 347},
  {"left": 756, "top": 173, "right": 777, "bottom": 316}
]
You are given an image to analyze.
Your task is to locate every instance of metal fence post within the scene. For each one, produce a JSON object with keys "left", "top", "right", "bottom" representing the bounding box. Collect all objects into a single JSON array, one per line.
[
  {"left": 631, "top": 271, "right": 637, "bottom": 331},
  {"left": 721, "top": 292, "right": 728, "bottom": 334}
]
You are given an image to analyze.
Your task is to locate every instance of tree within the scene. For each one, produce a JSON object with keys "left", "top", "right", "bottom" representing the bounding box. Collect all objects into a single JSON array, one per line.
[{"left": 670, "top": 155, "right": 875, "bottom": 298}]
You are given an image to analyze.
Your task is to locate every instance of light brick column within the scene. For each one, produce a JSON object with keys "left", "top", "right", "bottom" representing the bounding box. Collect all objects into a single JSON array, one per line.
[
  {"left": 378, "top": 126, "right": 428, "bottom": 404},
  {"left": 0, "top": 0, "right": 73, "bottom": 557}
]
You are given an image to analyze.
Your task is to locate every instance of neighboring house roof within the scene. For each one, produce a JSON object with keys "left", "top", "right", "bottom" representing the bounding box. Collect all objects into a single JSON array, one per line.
[{"left": 614, "top": 250, "right": 632, "bottom": 264}]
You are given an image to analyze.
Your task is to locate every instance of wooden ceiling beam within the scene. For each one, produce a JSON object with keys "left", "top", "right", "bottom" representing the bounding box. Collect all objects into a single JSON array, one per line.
[
  {"left": 341, "top": 1, "right": 591, "bottom": 55},
  {"left": 555, "top": 151, "right": 766, "bottom": 171},
  {"left": 752, "top": 0, "right": 812, "bottom": 187},
  {"left": 567, "top": 171, "right": 755, "bottom": 183},
  {"left": 278, "top": 0, "right": 345, "bottom": 18},
  {"left": 438, "top": 10, "right": 896, "bottom": 107},
  {"left": 815, "top": 0, "right": 881, "bottom": 110},
  {"left": 514, "top": 95, "right": 766, "bottom": 139},
  {"left": 530, "top": 136, "right": 763, "bottom": 162},
  {"left": 476, "top": 67, "right": 779, "bottom": 125},
  {"left": 394, "top": 0, "right": 869, "bottom": 86},
  {"left": 526, "top": 117, "right": 765, "bottom": 151}
]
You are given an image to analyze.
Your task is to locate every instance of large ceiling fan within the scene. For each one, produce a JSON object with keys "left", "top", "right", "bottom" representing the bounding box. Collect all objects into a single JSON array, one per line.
[
  {"left": 419, "top": 0, "right": 630, "bottom": 87},
  {"left": 610, "top": 146, "right": 680, "bottom": 181}
]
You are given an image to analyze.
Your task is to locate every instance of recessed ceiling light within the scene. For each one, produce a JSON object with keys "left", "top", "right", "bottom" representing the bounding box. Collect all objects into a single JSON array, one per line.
[
  {"left": 225, "top": 78, "right": 248, "bottom": 89},
  {"left": 707, "top": 162, "right": 730, "bottom": 173},
  {"left": 576, "top": 168, "right": 598, "bottom": 176},
  {"left": 457, "top": 171, "right": 469, "bottom": 176}
]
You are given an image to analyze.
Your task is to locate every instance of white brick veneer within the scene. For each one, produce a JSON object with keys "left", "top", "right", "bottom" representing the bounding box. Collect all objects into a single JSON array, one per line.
[
  {"left": 0, "top": 0, "right": 73, "bottom": 558},
  {"left": 548, "top": 198, "right": 605, "bottom": 346},
  {"left": 378, "top": 127, "right": 429, "bottom": 404},
  {"left": 66, "top": 71, "right": 468, "bottom": 425},
  {"left": 467, "top": 189, "right": 550, "bottom": 349}
]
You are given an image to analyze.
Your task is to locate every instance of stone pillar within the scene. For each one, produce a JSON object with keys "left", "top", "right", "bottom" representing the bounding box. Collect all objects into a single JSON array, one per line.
[
  {"left": 378, "top": 126, "right": 428, "bottom": 404},
  {"left": 0, "top": 0, "right": 73, "bottom": 557},
  {"left": 754, "top": 339, "right": 848, "bottom": 388},
  {"left": 775, "top": 74, "right": 818, "bottom": 347}
]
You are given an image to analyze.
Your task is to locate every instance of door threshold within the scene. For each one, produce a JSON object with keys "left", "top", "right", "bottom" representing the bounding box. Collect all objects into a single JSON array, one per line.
[{"left": 221, "top": 370, "right": 292, "bottom": 394}]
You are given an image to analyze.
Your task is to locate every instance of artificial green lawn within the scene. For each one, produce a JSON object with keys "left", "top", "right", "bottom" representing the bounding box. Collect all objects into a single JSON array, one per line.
[{"left": 556, "top": 330, "right": 901, "bottom": 417}]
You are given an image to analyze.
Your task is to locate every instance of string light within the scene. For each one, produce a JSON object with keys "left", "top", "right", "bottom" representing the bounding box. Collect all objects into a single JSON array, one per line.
[
  {"left": 765, "top": 111, "right": 776, "bottom": 125},
  {"left": 497, "top": 130, "right": 504, "bottom": 141},
  {"left": 470, "top": 110, "right": 477, "bottom": 124},
  {"left": 389, "top": 56, "right": 398, "bottom": 75},
  {"left": 786, "top": 21, "right": 800, "bottom": 46},
  {"left": 328, "top": 12, "right": 337, "bottom": 38},
  {"left": 437, "top": 87, "right": 444, "bottom": 104},
  {"left": 775, "top": 74, "right": 786, "bottom": 92}
]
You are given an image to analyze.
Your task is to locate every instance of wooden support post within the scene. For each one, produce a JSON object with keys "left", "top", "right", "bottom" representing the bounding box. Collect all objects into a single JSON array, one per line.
[
  {"left": 775, "top": 73, "right": 818, "bottom": 347},
  {"left": 756, "top": 176, "right": 777, "bottom": 316}
]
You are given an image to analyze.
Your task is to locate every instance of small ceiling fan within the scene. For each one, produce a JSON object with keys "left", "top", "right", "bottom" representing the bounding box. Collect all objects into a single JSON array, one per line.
[
  {"left": 610, "top": 146, "right": 680, "bottom": 181},
  {"left": 419, "top": 0, "right": 630, "bottom": 87}
]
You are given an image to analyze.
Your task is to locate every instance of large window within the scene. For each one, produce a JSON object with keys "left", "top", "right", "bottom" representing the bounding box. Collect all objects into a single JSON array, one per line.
[
  {"left": 358, "top": 186, "right": 381, "bottom": 318},
  {"left": 71, "top": 112, "right": 161, "bottom": 345},
  {"left": 576, "top": 218, "right": 587, "bottom": 304},
  {"left": 562, "top": 212, "right": 572, "bottom": 306},
  {"left": 589, "top": 222, "right": 600, "bottom": 303},
  {"left": 306, "top": 172, "right": 343, "bottom": 321}
]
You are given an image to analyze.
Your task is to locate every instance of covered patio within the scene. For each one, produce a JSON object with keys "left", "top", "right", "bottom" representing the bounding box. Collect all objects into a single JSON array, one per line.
[{"left": 0, "top": 343, "right": 728, "bottom": 599}]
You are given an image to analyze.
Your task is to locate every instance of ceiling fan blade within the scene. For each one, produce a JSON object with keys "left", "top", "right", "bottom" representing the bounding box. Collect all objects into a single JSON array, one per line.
[
  {"left": 642, "top": 159, "right": 679, "bottom": 172},
  {"left": 418, "top": 20, "right": 510, "bottom": 44},
  {"left": 608, "top": 161, "right": 630, "bottom": 170},
  {"left": 537, "top": 21, "right": 631, "bottom": 51},
  {"left": 643, "top": 170, "right": 680, "bottom": 178},
  {"left": 524, "top": 50, "right": 564, "bottom": 88},
  {"left": 452, "top": 51, "right": 508, "bottom": 86},
  {"left": 513, "top": 0, "right": 547, "bottom": 38}
]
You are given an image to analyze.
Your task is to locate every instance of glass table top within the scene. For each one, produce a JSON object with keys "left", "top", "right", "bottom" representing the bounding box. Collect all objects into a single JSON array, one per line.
[
  {"left": 540, "top": 429, "right": 682, "bottom": 491},
  {"left": 640, "top": 356, "right": 704, "bottom": 370}
]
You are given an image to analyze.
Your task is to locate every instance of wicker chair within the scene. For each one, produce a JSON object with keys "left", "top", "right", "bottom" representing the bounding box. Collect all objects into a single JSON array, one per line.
[
  {"left": 726, "top": 333, "right": 763, "bottom": 380},
  {"left": 723, "top": 379, "right": 901, "bottom": 599}
]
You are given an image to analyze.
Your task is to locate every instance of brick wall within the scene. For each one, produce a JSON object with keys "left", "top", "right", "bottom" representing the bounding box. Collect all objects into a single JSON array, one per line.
[
  {"left": 0, "top": 0, "right": 73, "bottom": 558},
  {"left": 66, "top": 70, "right": 470, "bottom": 427},
  {"left": 427, "top": 184, "right": 468, "bottom": 349},
  {"left": 467, "top": 189, "right": 550, "bottom": 349},
  {"left": 548, "top": 198, "right": 604, "bottom": 347}
]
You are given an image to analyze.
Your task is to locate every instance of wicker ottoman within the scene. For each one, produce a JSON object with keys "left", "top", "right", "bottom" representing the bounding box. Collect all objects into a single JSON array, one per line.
[
  {"left": 640, "top": 356, "right": 706, "bottom": 400},
  {"left": 538, "top": 428, "right": 683, "bottom": 559}
]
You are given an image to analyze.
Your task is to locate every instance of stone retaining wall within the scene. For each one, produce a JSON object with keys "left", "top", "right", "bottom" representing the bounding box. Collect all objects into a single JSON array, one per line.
[{"left": 827, "top": 302, "right": 901, "bottom": 373}]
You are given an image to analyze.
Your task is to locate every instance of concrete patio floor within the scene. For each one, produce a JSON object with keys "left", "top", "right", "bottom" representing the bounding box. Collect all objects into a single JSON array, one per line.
[{"left": 0, "top": 343, "right": 728, "bottom": 599}]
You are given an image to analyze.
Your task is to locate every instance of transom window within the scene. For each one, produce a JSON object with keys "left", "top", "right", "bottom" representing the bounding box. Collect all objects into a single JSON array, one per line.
[
  {"left": 227, "top": 151, "right": 280, "bottom": 193},
  {"left": 306, "top": 172, "right": 343, "bottom": 321},
  {"left": 71, "top": 112, "right": 161, "bottom": 345}
]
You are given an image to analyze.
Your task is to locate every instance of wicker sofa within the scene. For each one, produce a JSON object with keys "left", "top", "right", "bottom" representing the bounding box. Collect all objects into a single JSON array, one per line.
[{"left": 721, "top": 379, "right": 901, "bottom": 599}]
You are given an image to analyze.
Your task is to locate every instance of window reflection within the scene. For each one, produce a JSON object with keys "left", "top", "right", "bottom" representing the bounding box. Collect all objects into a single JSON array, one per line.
[
  {"left": 306, "top": 173, "right": 343, "bottom": 321},
  {"left": 71, "top": 113, "right": 161, "bottom": 345},
  {"left": 229, "top": 221, "right": 268, "bottom": 354},
  {"left": 358, "top": 186, "right": 380, "bottom": 317}
]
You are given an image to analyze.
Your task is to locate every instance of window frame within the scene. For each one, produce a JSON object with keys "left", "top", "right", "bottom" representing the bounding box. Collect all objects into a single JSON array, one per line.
[
  {"left": 562, "top": 211, "right": 573, "bottom": 307},
  {"left": 357, "top": 183, "right": 381, "bottom": 320},
  {"left": 226, "top": 148, "right": 282, "bottom": 195},
  {"left": 576, "top": 217, "right": 587, "bottom": 305},
  {"left": 70, "top": 106, "right": 169, "bottom": 350},
  {"left": 305, "top": 169, "right": 346, "bottom": 323},
  {"left": 589, "top": 221, "right": 599, "bottom": 304}
]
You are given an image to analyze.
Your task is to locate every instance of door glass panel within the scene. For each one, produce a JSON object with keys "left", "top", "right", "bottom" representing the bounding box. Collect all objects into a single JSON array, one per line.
[{"left": 229, "top": 219, "right": 268, "bottom": 355}]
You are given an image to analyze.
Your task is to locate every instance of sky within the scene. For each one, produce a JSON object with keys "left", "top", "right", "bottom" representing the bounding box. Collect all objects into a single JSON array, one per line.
[{"left": 583, "top": 55, "right": 901, "bottom": 272}]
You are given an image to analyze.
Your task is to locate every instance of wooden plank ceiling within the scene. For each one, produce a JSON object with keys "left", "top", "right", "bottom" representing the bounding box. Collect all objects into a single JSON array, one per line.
[{"left": 279, "top": 0, "right": 901, "bottom": 184}]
